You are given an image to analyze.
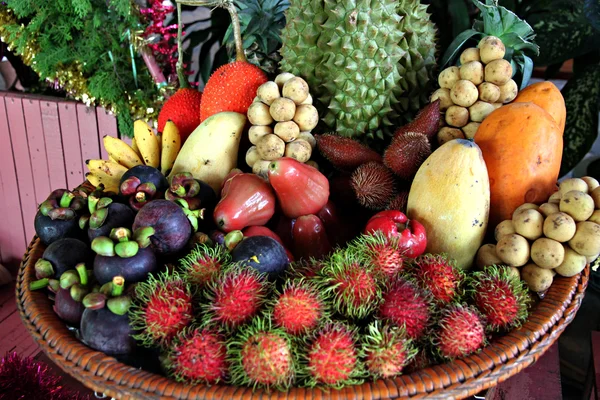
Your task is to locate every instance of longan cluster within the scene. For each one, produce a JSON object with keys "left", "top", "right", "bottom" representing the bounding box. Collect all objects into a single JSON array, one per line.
[
  {"left": 476, "top": 177, "right": 600, "bottom": 293},
  {"left": 246, "top": 72, "right": 319, "bottom": 177},
  {"left": 432, "top": 36, "right": 518, "bottom": 146}
]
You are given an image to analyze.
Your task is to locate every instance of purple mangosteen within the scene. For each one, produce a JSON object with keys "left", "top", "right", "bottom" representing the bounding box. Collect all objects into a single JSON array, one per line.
[
  {"left": 34, "top": 189, "right": 87, "bottom": 245},
  {"left": 165, "top": 173, "right": 217, "bottom": 232},
  {"left": 87, "top": 196, "right": 135, "bottom": 242},
  {"left": 119, "top": 166, "right": 168, "bottom": 211},
  {"left": 34, "top": 238, "right": 94, "bottom": 279}
]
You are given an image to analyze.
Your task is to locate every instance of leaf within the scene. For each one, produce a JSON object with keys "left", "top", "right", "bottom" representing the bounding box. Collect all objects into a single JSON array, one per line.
[
  {"left": 440, "top": 29, "right": 481, "bottom": 67},
  {"left": 448, "top": 0, "right": 472, "bottom": 37},
  {"left": 519, "top": 54, "right": 533, "bottom": 89},
  {"left": 584, "top": 0, "right": 600, "bottom": 31}
]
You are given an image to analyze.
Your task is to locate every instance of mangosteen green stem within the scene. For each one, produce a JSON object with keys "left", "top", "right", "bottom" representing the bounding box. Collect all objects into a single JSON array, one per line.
[
  {"left": 59, "top": 191, "right": 75, "bottom": 208},
  {"left": 35, "top": 259, "right": 54, "bottom": 279},
  {"left": 173, "top": 184, "right": 187, "bottom": 197},
  {"left": 97, "top": 197, "right": 113, "bottom": 209},
  {"left": 48, "top": 279, "right": 60, "bottom": 293},
  {"left": 91, "top": 236, "right": 116, "bottom": 257},
  {"left": 79, "top": 214, "right": 90, "bottom": 230},
  {"left": 110, "top": 227, "right": 132, "bottom": 243},
  {"left": 88, "top": 195, "right": 100, "bottom": 214},
  {"left": 134, "top": 227, "right": 155, "bottom": 248},
  {"left": 112, "top": 276, "right": 125, "bottom": 297},
  {"left": 60, "top": 270, "right": 80, "bottom": 290},
  {"left": 83, "top": 293, "right": 106, "bottom": 310},
  {"left": 224, "top": 230, "right": 244, "bottom": 250},
  {"left": 70, "top": 283, "right": 89, "bottom": 302},
  {"left": 30, "top": 278, "right": 49, "bottom": 291},
  {"left": 115, "top": 241, "right": 140, "bottom": 258},
  {"left": 107, "top": 295, "right": 132, "bottom": 316},
  {"left": 89, "top": 207, "right": 109, "bottom": 229},
  {"left": 75, "top": 263, "right": 88, "bottom": 286}
]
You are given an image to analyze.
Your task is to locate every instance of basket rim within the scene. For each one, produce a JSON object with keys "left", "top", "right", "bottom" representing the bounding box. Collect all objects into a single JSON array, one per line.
[{"left": 16, "top": 236, "right": 589, "bottom": 400}]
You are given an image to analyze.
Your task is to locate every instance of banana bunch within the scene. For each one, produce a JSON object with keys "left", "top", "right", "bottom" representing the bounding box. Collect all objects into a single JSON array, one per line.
[{"left": 86, "top": 120, "right": 181, "bottom": 192}]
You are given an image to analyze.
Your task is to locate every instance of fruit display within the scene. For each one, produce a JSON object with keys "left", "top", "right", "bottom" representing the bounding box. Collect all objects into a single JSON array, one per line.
[
  {"left": 20, "top": 0, "right": 592, "bottom": 397},
  {"left": 476, "top": 177, "right": 600, "bottom": 292},
  {"left": 245, "top": 72, "right": 319, "bottom": 171}
]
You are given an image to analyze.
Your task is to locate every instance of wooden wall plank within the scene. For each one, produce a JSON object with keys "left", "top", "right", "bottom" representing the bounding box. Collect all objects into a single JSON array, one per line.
[
  {"left": 96, "top": 108, "right": 118, "bottom": 160},
  {"left": 76, "top": 103, "right": 101, "bottom": 175},
  {"left": 22, "top": 98, "right": 51, "bottom": 204},
  {"left": 0, "top": 96, "right": 27, "bottom": 269},
  {"left": 58, "top": 102, "right": 84, "bottom": 189},
  {"left": 5, "top": 96, "right": 38, "bottom": 243},
  {"left": 40, "top": 101, "right": 68, "bottom": 190}
]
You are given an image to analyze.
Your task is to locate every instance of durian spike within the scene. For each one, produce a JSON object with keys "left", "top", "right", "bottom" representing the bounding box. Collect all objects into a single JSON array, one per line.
[{"left": 176, "top": 0, "right": 246, "bottom": 62}]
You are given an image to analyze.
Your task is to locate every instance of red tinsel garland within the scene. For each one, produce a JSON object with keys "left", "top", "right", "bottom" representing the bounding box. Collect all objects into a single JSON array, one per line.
[{"left": 0, "top": 352, "right": 89, "bottom": 400}]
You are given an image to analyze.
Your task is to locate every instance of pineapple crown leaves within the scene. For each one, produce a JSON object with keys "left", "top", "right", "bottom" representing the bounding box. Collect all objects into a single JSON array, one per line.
[
  {"left": 226, "top": 314, "right": 299, "bottom": 391},
  {"left": 223, "top": 0, "right": 290, "bottom": 56},
  {"left": 361, "top": 320, "right": 419, "bottom": 379},
  {"left": 177, "top": 242, "right": 232, "bottom": 286},
  {"left": 163, "top": 325, "right": 229, "bottom": 385},
  {"left": 129, "top": 269, "right": 195, "bottom": 349},
  {"left": 467, "top": 264, "right": 531, "bottom": 331},
  {"left": 297, "top": 322, "right": 367, "bottom": 390},
  {"left": 440, "top": 0, "right": 540, "bottom": 89}
]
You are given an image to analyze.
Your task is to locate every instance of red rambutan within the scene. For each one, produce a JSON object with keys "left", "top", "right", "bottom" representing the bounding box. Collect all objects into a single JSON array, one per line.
[
  {"left": 130, "top": 271, "right": 194, "bottom": 348},
  {"left": 351, "top": 232, "right": 405, "bottom": 277},
  {"left": 379, "top": 277, "right": 431, "bottom": 340},
  {"left": 393, "top": 99, "right": 441, "bottom": 141},
  {"left": 351, "top": 162, "right": 397, "bottom": 210},
  {"left": 200, "top": 61, "right": 267, "bottom": 122},
  {"left": 228, "top": 316, "right": 296, "bottom": 390},
  {"left": 470, "top": 265, "right": 530, "bottom": 331},
  {"left": 315, "top": 134, "right": 383, "bottom": 171},
  {"left": 386, "top": 191, "right": 409, "bottom": 213},
  {"left": 434, "top": 304, "right": 486, "bottom": 359},
  {"left": 272, "top": 280, "right": 326, "bottom": 335},
  {"left": 157, "top": 88, "right": 202, "bottom": 142},
  {"left": 318, "top": 250, "right": 382, "bottom": 320},
  {"left": 164, "top": 328, "right": 228, "bottom": 385},
  {"left": 304, "top": 323, "right": 364, "bottom": 387},
  {"left": 204, "top": 266, "right": 269, "bottom": 329},
  {"left": 178, "top": 243, "right": 231, "bottom": 287},
  {"left": 412, "top": 254, "right": 465, "bottom": 304},
  {"left": 404, "top": 347, "right": 435, "bottom": 374},
  {"left": 383, "top": 132, "right": 431, "bottom": 180},
  {"left": 362, "top": 322, "right": 417, "bottom": 379}
]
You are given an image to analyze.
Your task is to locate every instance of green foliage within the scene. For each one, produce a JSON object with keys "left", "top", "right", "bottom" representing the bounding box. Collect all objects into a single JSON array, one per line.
[{"left": 3, "top": 0, "right": 163, "bottom": 136}]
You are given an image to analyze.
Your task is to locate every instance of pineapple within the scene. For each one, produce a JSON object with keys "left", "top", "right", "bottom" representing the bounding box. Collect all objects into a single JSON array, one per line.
[
  {"left": 225, "top": 0, "right": 290, "bottom": 75},
  {"left": 279, "top": 0, "right": 437, "bottom": 140}
]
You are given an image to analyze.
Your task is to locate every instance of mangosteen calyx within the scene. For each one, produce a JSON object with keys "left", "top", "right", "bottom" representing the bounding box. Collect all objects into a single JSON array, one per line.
[
  {"left": 39, "top": 189, "right": 86, "bottom": 221},
  {"left": 82, "top": 276, "right": 130, "bottom": 315},
  {"left": 173, "top": 198, "right": 204, "bottom": 232},
  {"left": 165, "top": 173, "right": 217, "bottom": 213},
  {"left": 224, "top": 230, "right": 244, "bottom": 250},
  {"left": 92, "top": 227, "right": 151, "bottom": 259},
  {"left": 133, "top": 227, "right": 155, "bottom": 249},
  {"left": 35, "top": 258, "right": 55, "bottom": 279},
  {"left": 86, "top": 196, "right": 116, "bottom": 231},
  {"left": 121, "top": 176, "right": 160, "bottom": 211}
]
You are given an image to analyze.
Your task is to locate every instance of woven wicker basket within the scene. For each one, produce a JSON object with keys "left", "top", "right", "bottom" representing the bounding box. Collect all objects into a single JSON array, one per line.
[{"left": 17, "top": 236, "right": 589, "bottom": 400}]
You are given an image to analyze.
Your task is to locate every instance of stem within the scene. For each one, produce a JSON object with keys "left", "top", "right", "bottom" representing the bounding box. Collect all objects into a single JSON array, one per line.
[
  {"left": 30, "top": 278, "right": 49, "bottom": 291},
  {"left": 112, "top": 276, "right": 125, "bottom": 297},
  {"left": 76, "top": 263, "right": 88, "bottom": 286},
  {"left": 176, "top": 2, "right": 190, "bottom": 89},
  {"left": 59, "top": 191, "right": 75, "bottom": 208}
]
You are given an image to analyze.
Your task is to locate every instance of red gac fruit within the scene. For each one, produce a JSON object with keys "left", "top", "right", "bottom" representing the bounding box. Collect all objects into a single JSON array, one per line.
[
  {"left": 383, "top": 132, "right": 431, "bottom": 180},
  {"left": 471, "top": 265, "right": 530, "bottom": 331},
  {"left": 272, "top": 280, "right": 325, "bottom": 335},
  {"left": 204, "top": 267, "right": 268, "bottom": 329},
  {"left": 316, "top": 134, "right": 382, "bottom": 171},
  {"left": 292, "top": 215, "right": 332, "bottom": 261},
  {"left": 393, "top": 100, "right": 441, "bottom": 141},
  {"left": 379, "top": 278, "right": 431, "bottom": 340},
  {"left": 412, "top": 254, "right": 465, "bottom": 304},
  {"left": 363, "top": 322, "right": 417, "bottom": 379},
  {"left": 243, "top": 225, "right": 294, "bottom": 262},
  {"left": 306, "top": 323, "right": 362, "bottom": 387},
  {"left": 268, "top": 158, "right": 330, "bottom": 219},
  {"left": 200, "top": 61, "right": 267, "bottom": 122},
  {"left": 158, "top": 88, "right": 202, "bottom": 142},
  {"left": 434, "top": 304, "right": 486, "bottom": 359},
  {"left": 213, "top": 173, "right": 276, "bottom": 232},
  {"left": 229, "top": 317, "right": 295, "bottom": 390},
  {"left": 165, "top": 328, "right": 228, "bottom": 385}
]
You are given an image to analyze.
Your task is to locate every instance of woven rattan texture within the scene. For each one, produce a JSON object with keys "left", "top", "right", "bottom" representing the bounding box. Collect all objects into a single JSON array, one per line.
[{"left": 17, "top": 237, "right": 589, "bottom": 400}]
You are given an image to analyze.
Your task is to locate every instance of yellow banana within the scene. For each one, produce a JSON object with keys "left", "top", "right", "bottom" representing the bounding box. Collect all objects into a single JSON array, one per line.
[
  {"left": 86, "top": 159, "right": 128, "bottom": 180},
  {"left": 133, "top": 119, "right": 160, "bottom": 168},
  {"left": 131, "top": 137, "right": 141, "bottom": 158},
  {"left": 108, "top": 154, "right": 120, "bottom": 164},
  {"left": 86, "top": 172, "right": 119, "bottom": 193},
  {"left": 161, "top": 120, "right": 181, "bottom": 175},
  {"left": 103, "top": 136, "right": 143, "bottom": 169}
]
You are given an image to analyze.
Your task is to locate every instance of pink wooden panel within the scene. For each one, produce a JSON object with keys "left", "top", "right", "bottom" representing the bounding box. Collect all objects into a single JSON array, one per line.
[
  {"left": 58, "top": 102, "right": 84, "bottom": 189},
  {"left": 5, "top": 96, "right": 38, "bottom": 243},
  {"left": 22, "top": 98, "right": 51, "bottom": 204},
  {"left": 40, "top": 101, "right": 68, "bottom": 190},
  {"left": 96, "top": 107, "right": 118, "bottom": 159},
  {"left": 76, "top": 103, "right": 101, "bottom": 173},
  {"left": 0, "top": 96, "right": 27, "bottom": 269}
]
